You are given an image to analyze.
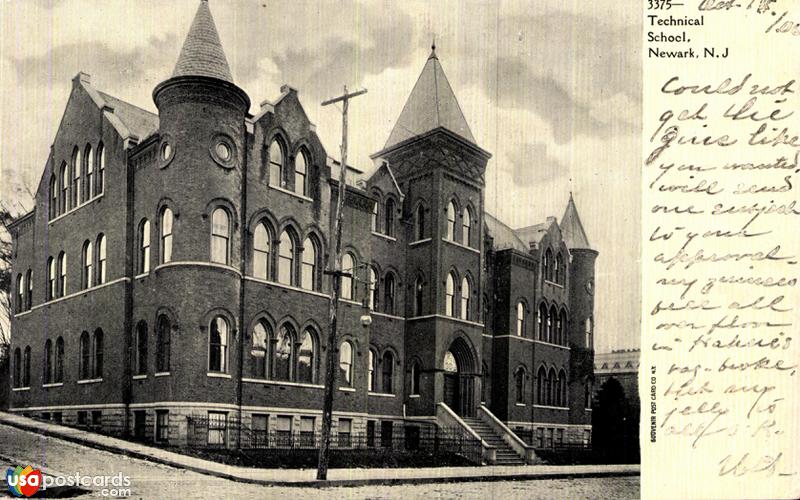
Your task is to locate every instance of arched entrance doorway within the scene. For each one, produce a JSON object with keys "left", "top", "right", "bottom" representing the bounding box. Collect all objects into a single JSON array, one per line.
[{"left": 442, "top": 337, "right": 476, "bottom": 417}]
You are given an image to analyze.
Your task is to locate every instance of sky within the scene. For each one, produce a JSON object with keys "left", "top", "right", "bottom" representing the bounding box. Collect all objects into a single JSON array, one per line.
[{"left": 0, "top": 0, "right": 641, "bottom": 352}]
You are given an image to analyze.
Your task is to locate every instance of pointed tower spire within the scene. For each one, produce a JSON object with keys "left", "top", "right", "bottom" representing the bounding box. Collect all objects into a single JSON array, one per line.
[
  {"left": 382, "top": 46, "right": 476, "bottom": 151},
  {"left": 561, "top": 193, "right": 592, "bottom": 250},
  {"left": 172, "top": 0, "right": 233, "bottom": 83}
]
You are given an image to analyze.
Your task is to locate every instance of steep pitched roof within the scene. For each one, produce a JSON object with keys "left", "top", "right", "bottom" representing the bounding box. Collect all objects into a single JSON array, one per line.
[
  {"left": 514, "top": 221, "right": 551, "bottom": 247},
  {"left": 561, "top": 193, "right": 592, "bottom": 249},
  {"left": 172, "top": 0, "right": 233, "bottom": 83},
  {"left": 383, "top": 47, "right": 476, "bottom": 151},
  {"left": 97, "top": 91, "right": 159, "bottom": 141},
  {"left": 484, "top": 213, "right": 527, "bottom": 252}
]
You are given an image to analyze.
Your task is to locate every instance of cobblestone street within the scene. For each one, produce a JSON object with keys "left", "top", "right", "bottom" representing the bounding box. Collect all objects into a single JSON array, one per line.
[{"left": 1, "top": 424, "right": 638, "bottom": 499}]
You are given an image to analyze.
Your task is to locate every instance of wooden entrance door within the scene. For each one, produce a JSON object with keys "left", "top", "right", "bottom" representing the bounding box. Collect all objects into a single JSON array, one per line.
[{"left": 444, "top": 373, "right": 460, "bottom": 413}]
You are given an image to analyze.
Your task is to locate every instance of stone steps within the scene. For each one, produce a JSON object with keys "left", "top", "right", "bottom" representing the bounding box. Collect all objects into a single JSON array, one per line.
[{"left": 461, "top": 417, "right": 525, "bottom": 466}]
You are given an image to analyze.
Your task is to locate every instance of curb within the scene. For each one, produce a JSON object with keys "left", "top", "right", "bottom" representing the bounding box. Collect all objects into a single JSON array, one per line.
[{"left": 1, "top": 417, "right": 639, "bottom": 488}]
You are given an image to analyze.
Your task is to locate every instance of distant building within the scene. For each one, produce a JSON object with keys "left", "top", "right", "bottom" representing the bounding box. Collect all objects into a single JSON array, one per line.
[
  {"left": 594, "top": 350, "right": 639, "bottom": 411},
  {"left": 8, "top": 1, "right": 596, "bottom": 459}
]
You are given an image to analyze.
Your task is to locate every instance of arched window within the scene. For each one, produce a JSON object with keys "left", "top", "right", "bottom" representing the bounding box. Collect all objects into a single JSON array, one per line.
[
  {"left": 445, "top": 272, "right": 456, "bottom": 317},
  {"left": 57, "top": 251, "right": 67, "bottom": 297},
  {"left": 93, "top": 329, "right": 104, "bottom": 379},
  {"left": 12, "top": 348, "right": 20, "bottom": 388},
  {"left": 135, "top": 321, "right": 148, "bottom": 375},
  {"left": 339, "top": 340, "right": 353, "bottom": 386},
  {"left": 79, "top": 331, "right": 91, "bottom": 380},
  {"left": 55, "top": 337, "right": 64, "bottom": 383},
  {"left": 160, "top": 208, "right": 174, "bottom": 264},
  {"left": 83, "top": 144, "right": 93, "bottom": 202},
  {"left": 301, "top": 237, "right": 317, "bottom": 291},
  {"left": 548, "top": 306, "right": 557, "bottom": 343},
  {"left": 60, "top": 162, "right": 68, "bottom": 213},
  {"left": 268, "top": 140, "right": 284, "bottom": 187},
  {"left": 516, "top": 301, "right": 526, "bottom": 336},
  {"left": 460, "top": 277, "right": 471, "bottom": 320},
  {"left": 274, "top": 324, "right": 294, "bottom": 381},
  {"left": 15, "top": 274, "right": 23, "bottom": 313},
  {"left": 414, "top": 276, "right": 424, "bottom": 316},
  {"left": 208, "top": 316, "right": 229, "bottom": 373},
  {"left": 483, "top": 294, "right": 489, "bottom": 326},
  {"left": 96, "top": 234, "right": 107, "bottom": 284},
  {"left": 95, "top": 144, "right": 105, "bottom": 196},
  {"left": 371, "top": 200, "right": 379, "bottom": 232},
  {"left": 548, "top": 369, "right": 557, "bottom": 406},
  {"left": 49, "top": 175, "right": 57, "bottom": 219},
  {"left": 139, "top": 219, "right": 151, "bottom": 274},
  {"left": 156, "top": 316, "right": 170, "bottom": 373},
  {"left": 381, "top": 351, "right": 394, "bottom": 394},
  {"left": 277, "top": 231, "right": 295, "bottom": 285},
  {"left": 297, "top": 328, "right": 315, "bottom": 383},
  {"left": 538, "top": 304, "right": 547, "bottom": 341},
  {"left": 47, "top": 257, "right": 56, "bottom": 301},
  {"left": 558, "top": 369, "right": 568, "bottom": 407},
  {"left": 515, "top": 367, "right": 525, "bottom": 404},
  {"left": 415, "top": 204, "right": 425, "bottom": 240},
  {"left": 383, "top": 273, "right": 396, "bottom": 316},
  {"left": 368, "top": 349, "right": 377, "bottom": 391},
  {"left": 294, "top": 149, "right": 308, "bottom": 196},
  {"left": 556, "top": 253, "right": 564, "bottom": 285},
  {"left": 543, "top": 249, "right": 553, "bottom": 282},
  {"left": 251, "top": 321, "right": 269, "bottom": 379},
  {"left": 585, "top": 317, "right": 593, "bottom": 348},
  {"left": 411, "top": 360, "right": 421, "bottom": 395},
  {"left": 253, "top": 223, "right": 271, "bottom": 280},
  {"left": 367, "top": 267, "right": 378, "bottom": 311},
  {"left": 341, "top": 253, "right": 355, "bottom": 300},
  {"left": 43, "top": 339, "right": 53, "bottom": 384},
  {"left": 210, "top": 208, "right": 230, "bottom": 265},
  {"left": 25, "top": 269, "right": 33, "bottom": 311},
  {"left": 23, "top": 346, "right": 30, "bottom": 387},
  {"left": 445, "top": 201, "right": 456, "bottom": 241},
  {"left": 82, "top": 241, "right": 93, "bottom": 290},
  {"left": 70, "top": 149, "right": 80, "bottom": 209},
  {"left": 462, "top": 207, "right": 472, "bottom": 246},
  {"left": 536, "top": 367, "right": 547, "bottom": 405},
  {"left": 559, "top": 310, "right": 568, "bottom": 346},
  {"left": 384, "top": 198, "right": 396, "bottom": 237}
]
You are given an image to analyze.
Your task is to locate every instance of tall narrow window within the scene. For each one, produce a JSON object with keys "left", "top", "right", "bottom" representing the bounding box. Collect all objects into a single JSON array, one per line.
[
  {"left": 25, "top": 269, "right": 32, "bottom": 310},
  {"left": 210, "top": 208, "right": 230, "bottom": 265},
  {"left": 411, "top": 361, "right": 421, "bottom": 395},
  {"left": 516, "top": 301, "right": 525, "bottom": 336},
  {"left": 294, "top": 149, "right": 308, "bottom": 196},
  {"left": 548, "top": 369, "right": 557, "bottom": 406},
  {"left": 274, "top": 324, "right": 294, "bottom": 381},
  {"left": 251, "top": 321, "right": 269, "bottom": 379},
  {"left": 156, "top": 316, "right": 170, "bottom": 373},
  {"left": 139, "top": 219, "right": 151, "bottom": 274},
  {"left": 585, "top": 380, "right": 593, "bottom": 408},
  {"left": 82, "top": 241, "right": 93, "bottom": 289},
  {"left": 341, "top": 253, "right": 355, "bottom": 300},
  {"left": 44, "top": 339, "right": 52, "bottom": 384},
  {"left": 445, "top": 201, "right": 456, "bottom": 240},
  {"left": 253, "top": 223, "right": 270, "bottom": 280},
  {"left": 135, "top": 321, "right": 148, "bottom": 375},
  {"left": 543, "top": 249, "right": 553, "bottom": 282},
  {"left": 60, "top": 162, "right": 68, "bottom": 214},
  {"left": 97, "top": 234, "right": 107, "bottom": 284},
  {"left": 481, "top": 362, "right": 489, "bottom": 403},
  {"left": 515, "top": 368, "right": 525, "bottom": 404},
  {"left": 559, "top": 370, "right": 568, "bottom": 406},
  {"left": 278, "top": 231, "right": 295, "bottom": 286},
  {"left": 415, "top": 204, "right": 425, "bottom": 240},
  {"left": 585, "top": 317, "right": 593, "bottom": 348},
  {"left": 368, "top": 350, "right": 377, "bottom": 391},
  {"left": 460, "top": 277, "right": 471, "bottom": 320},
  {"left": 49, "top": 175, "right": 57, "bottom": 219},
  {"left": 371, "top": 201, "right": 379, "bottom": 232},
  {"left": 445, "top": 273, "right": 456, "bottom": 317},
  {"left": 71, "top": 148, "right": 80, "bottom": 207},
  {"left": 559, "top": 310, "right": 568, "bottom": 346},
  {"left": 548, "top": 306, "right": 557, "bottom": 343},
  {"left": 57, "top": 252, "right": 67, "bottom": 297},
  {"left": 23, "top": 347, "right": 30, "bottom": 387},
  {"left": 47, "top": 257, "right": 56, "bottom": 300},
  {"left": 383, "top": 273, "right": 395, "bottom": 316},
  {"left": 538, "top": 304, "right": 547, "bottom": 340},
  {"left": 83, "top": 145, "right": 93, "bottom": 202},
  {"left": 93, "top": 329, "right": 103, "bottom": 378},
  {"left": 55, "top": 337, "right": 64, "bottom": 383},
  {"left": 95, "top": 144, "right": 104, "bottom": 196},
  {"left": 13, "top": 348, "right": 20, "bottom": 388},
  {"left": 384, "top": 198, "right": 396, "bottom": 237},
  {"left": 160, "top": 208, "right": 173, "bottom": 264},
  {"left": 555, "top": 253, "right": 564, "bottom": 285},
  {"left": 297, "top": 328, "right": 315, "bottom": 383},
  {"left": 268, "top": 140, "right": 283, "bottom": 187},
  {"left": 339, "top": 340, "right": 353, "bottom": 386},
  {"left": 80, "top": 331, "right": 91, "bottom": 379},
  {"left": 16, "top": 274, "right": 23, "bottom": 313},
  {"left": 208, "top": 316, "right": 228, "bottom": 373},
  {"left": 414, "top": 277, "right": 424, "bottom": 316},
  {"left": 462, "top": 207, "right": 472, "bottom": 246},
  {"left": 381, "top": 351, "right": 394, "bottom": 394},
  {"left": 537, "top": 367, "right": 547, "bottom": 404},
  {"left": 367, "top": 267, "right": 378, "bottom": 310},
  {"left": 301, "top": 237, "right": 317, "bottom": 291}
]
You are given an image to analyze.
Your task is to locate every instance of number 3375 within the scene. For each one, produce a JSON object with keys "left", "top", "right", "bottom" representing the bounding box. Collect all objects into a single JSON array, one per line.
[{"left": 648, "top": 0, "right": 674, "bottom": 9}]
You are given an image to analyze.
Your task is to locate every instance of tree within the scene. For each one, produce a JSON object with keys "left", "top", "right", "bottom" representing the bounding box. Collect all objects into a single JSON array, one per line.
[{"left": 592, "top": 377, "right": 639, "bottom": 463}]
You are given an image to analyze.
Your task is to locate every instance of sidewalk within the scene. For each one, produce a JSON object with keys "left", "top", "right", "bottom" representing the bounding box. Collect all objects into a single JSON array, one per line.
[{"left": 0, "top": 411, "right": 638, "bottom": 487}]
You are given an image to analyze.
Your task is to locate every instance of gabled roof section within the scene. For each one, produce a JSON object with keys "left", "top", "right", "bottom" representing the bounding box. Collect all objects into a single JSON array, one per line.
[
  {"left": 172, "top": 0, "right": 233, "bottom": 83},
  {"left": 484, "top": 213, "right": 527, "bottom": 252},
  {"left": 514, "top": 220, "right": 551, "bottom": 247},
  {"left": 561, "top": 193, "right": 592, "bottom": 250},
  {"left": 383, "top": 47, "right": 476, "bottom": 151}
]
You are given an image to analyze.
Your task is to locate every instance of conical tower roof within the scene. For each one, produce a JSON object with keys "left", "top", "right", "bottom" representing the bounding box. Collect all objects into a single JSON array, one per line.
[
  {"left": 383, "top": 46, "right": 476, "bottom": 151},
  {"left": 561, "top": 193, "right": 592, "bottom": 250},
  {"left": 172, "top": 0, "right": 233, "bottom": 83}
]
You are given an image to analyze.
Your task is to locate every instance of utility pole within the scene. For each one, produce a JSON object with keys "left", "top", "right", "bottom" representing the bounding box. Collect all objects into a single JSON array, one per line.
[{"left": 317, "top": 85, "right": 367, "bottom": 481}]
